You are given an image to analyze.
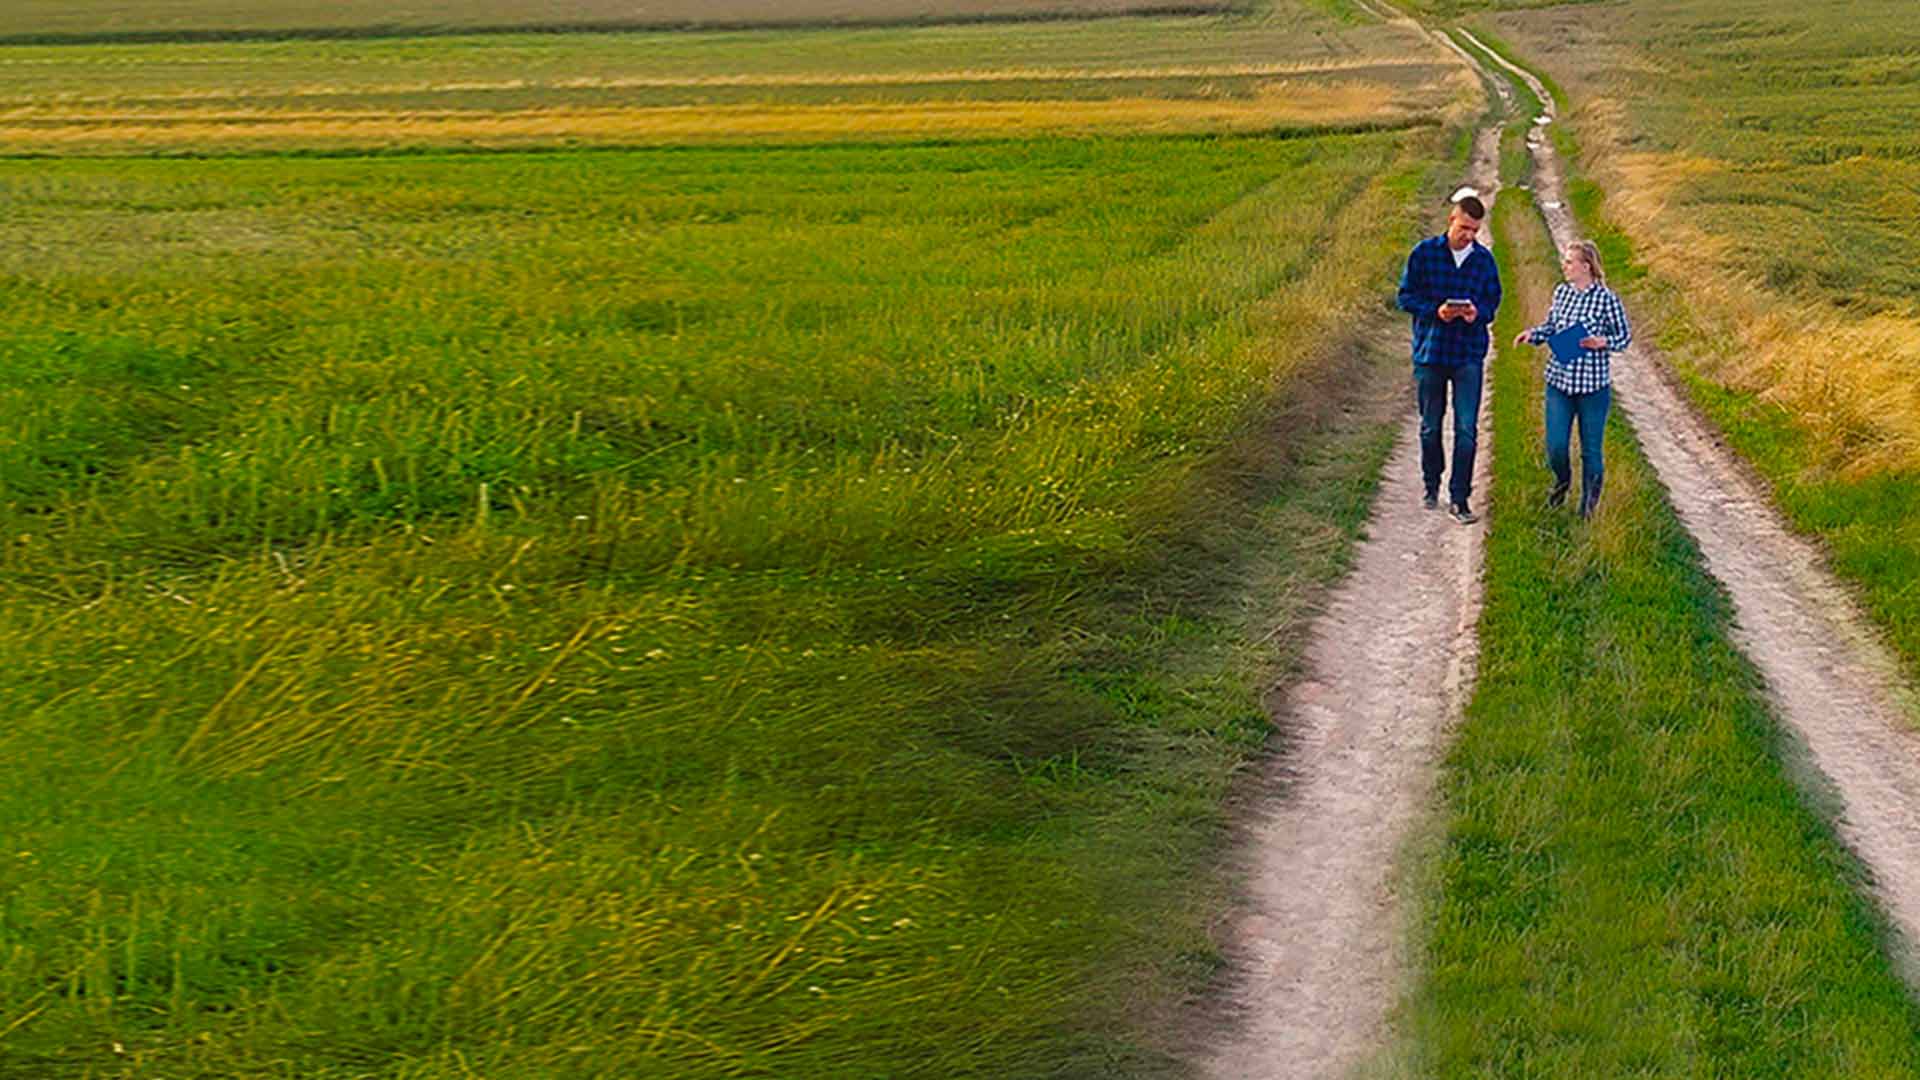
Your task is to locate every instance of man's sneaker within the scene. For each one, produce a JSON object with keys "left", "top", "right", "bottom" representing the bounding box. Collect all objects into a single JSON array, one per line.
[
  {"left": 1422, "top": 492, "right": 1439, "bottom": 511},
  {"left": 1448, "top": 502, "right": 1478, "bottom": 525},
  {"left": 1546, "top": 483, "right": 1570, "bottom": 510}
]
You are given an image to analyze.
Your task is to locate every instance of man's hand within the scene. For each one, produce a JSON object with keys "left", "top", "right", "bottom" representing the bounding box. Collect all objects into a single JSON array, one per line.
[
  {"left": 1437, "top": 301, "right": 1457, "bottom": 322},
  {"left": 1455, "top": 302, "right": 1478, "bottom": 324}
]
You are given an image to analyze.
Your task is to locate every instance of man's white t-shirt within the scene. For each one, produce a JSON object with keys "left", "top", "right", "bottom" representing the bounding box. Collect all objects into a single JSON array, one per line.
[{"left": 1450, "top": 241, "right": 1474, "bottom": 268}]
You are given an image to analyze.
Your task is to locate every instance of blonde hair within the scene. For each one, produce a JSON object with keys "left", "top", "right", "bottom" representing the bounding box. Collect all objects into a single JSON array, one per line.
[{"left": 1570, "top": 239, "right": 1605, "bottom": 284}]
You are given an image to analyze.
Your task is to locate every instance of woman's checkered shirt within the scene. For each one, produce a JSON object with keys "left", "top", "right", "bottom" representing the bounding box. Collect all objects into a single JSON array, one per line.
[{"left": 1524, "top": 281, "right": 1633, "bottom": 395}]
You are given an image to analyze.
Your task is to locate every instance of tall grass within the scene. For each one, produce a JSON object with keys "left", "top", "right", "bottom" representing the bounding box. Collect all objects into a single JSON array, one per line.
[
  {"left": 0, "top": 130, "right": 1437, "bottom": 1075},
  {"left": 1401, "top": 183, "right": 1920, "bottom": 1079}
]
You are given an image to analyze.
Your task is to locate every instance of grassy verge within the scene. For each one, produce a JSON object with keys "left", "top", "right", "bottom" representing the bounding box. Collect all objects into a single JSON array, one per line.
[
  {"left": 1654, "top": 357, "right": 1920, "bottom": 692},
  {"left": 0, "top": 130, "right": 1439, "bottom": 1076},
  {"left": 1401, "top": 188, "right": 1920, "bottom": 1076}
]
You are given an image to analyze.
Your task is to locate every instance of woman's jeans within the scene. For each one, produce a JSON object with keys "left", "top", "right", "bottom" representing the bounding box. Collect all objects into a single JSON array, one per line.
[{"left": 1545, "top": 383, "right": 1610, "bottom": 512}]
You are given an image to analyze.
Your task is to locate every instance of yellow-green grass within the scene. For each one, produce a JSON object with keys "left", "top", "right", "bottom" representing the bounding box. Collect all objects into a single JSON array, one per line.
[
  {"left": 1402, "top": 185, "right": 1920, "bottom": 1078},
  {"left": 0, "top": 130, "right": 1438, "bottom": 1075},
  {"left": 1464, "top": 8, "right": 1920, "bottom": 698},
  {"left": 0, "top": 0, "right": 1242, "bottom": 43},
  {"left": 0, "top": 89, "right": 1441, "bottom": 155},
  {"left": 0, "top": 16, "right": 1422, "bottom": 106},
  {"left": 0, "top": 9, "right": 1471, "bottom": 153}
]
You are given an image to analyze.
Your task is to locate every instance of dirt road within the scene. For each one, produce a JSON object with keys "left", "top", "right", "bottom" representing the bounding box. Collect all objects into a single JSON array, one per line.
[{"left": 1197, "top": 16, "right": 1504, "bottom": 1076}]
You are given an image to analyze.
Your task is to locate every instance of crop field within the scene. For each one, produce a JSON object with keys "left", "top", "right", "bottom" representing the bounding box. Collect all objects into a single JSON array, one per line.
[
  {"left": 1471, "top": 0, "right": 1920, "bottom": 697},
  {"left": 0, "top": 11, "right": 1467, "bottom": 153},
  {"left": 0, "top": 0, "right": 1470, "bottom": 1069},
  {"left": 0, "top": 0, "right": 1244, "bottom": 42},
  {"left": 0, "top": 135, "right": 1434, "bottom": 1076}
]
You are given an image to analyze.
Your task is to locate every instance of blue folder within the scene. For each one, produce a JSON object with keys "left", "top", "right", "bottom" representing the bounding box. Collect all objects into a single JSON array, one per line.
[{"left": 1547, "top": 322, "right": 1591, "bottom": 362}]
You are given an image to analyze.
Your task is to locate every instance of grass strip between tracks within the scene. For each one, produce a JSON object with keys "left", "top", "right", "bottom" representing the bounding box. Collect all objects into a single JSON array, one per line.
[{"left": 1402, "top": 187, "right": 1920, "bottom": 1076}]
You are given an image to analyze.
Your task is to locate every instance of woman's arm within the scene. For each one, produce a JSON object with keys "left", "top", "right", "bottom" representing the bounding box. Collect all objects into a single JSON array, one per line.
[
  {"left": 1517, "top": 284, "right": 1567, "bottom": 345},
  {"left": 1603, "top": 289, "right": 1633, "bottom": 352}
]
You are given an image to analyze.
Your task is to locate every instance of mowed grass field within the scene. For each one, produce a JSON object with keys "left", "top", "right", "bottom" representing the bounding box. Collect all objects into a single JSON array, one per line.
[
  {"left": 0, "top": 8, "right": 1468, "bottom": 153},
  {"left": 1471, "top": 0, "right": 1920, "bottom": 700},
  {"left": 0, "top": 2, "right": 1469, "bottom": 1074},
  {"left": 0, "top": 0, "right": 1242, "bottom": 42}
]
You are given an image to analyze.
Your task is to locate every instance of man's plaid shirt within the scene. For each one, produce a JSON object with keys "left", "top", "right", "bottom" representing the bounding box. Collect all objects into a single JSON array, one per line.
[
  {"left": 1523, "top": 281, "right": 1633, "bottom": 395},
  {"left": 1397, "top": 234, "right": 1502, "bottom": 368}
]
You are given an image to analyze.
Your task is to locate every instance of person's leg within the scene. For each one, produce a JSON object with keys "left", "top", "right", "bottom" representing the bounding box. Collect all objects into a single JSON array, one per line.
[
  {"left": 1447, "top": 362, "right": 1483, "bottom": 508},
  {"left": 1576, "top": 385, "right": 1611, "bottom": 517},
  {"left": 1543, "top": 383, "right": 1574, "bottom": 507},
  {"left": 1414, "top": 365, "right": 1448, "bottom": 503}
]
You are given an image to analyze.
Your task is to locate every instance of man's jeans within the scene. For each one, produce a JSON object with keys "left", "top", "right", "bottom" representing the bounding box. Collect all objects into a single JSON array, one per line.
[
  {"left": 1545, "top": 383, "right": 1611, "bottom": 512},
  {"left": 1415, "top": 361, "right": 1482, "bottom": 506}
]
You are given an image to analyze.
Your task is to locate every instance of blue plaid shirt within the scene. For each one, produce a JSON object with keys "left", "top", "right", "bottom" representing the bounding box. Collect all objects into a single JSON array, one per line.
[
  {"left": 1523, "top": 281, "right": 1632, "bottom": 395},
  {"left": 1397, "top": 234, "right": 1502, "bottom": 368}
]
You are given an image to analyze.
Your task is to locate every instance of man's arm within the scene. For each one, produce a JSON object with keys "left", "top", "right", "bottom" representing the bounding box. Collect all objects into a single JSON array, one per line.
[
  {"left": 1396, "top": 245, "right": 1436, "bottom": 318},
  {"left": 1476, "top": 253, "right": 1502, "bottom": 324}
]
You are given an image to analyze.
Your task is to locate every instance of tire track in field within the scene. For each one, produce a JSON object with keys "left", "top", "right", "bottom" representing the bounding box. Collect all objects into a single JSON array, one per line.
[
  {"left": 1197, "top": 14, "right": 1503, "bottom": 1074},
  {"left": 1487, "top": 32, "right": 1920, "bottom": 983}
]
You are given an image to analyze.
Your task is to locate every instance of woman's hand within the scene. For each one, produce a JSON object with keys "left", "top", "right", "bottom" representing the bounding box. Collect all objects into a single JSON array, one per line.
[
  {"left": 1580, "top": 335, "right": 1607, "bottom": 350},
  {"left": 1512, "top": 330, "right": 1533, "bottom": 347}
]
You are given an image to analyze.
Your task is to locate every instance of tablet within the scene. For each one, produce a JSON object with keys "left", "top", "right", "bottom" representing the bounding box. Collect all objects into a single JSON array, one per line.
[{"left": 1547, "top": 322, "right": 1590, "bottom": 362}]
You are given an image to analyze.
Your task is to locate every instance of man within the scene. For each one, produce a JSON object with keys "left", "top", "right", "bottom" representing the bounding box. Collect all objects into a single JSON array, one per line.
[{"left": 1396, "top": 193, "right": 1501, "bottom": 524}]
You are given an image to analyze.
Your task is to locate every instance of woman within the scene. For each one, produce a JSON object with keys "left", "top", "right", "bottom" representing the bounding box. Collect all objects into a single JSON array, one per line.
[{"left": 1512, "top": 239, "right": 1632, "bottom": 518}]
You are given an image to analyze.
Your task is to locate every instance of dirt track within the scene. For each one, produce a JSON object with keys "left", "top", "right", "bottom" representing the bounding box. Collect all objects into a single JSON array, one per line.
[{"left": 1197, "top": 10, "right": 1503, "bottom": 1075}]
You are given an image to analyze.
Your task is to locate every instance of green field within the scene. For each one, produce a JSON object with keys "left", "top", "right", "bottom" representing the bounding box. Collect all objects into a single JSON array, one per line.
[
  {"left": 0, "top": 0, "right": 1489, "bottom": 1071},
  {"left": 0, "top": 117, "right": 1450, "bottom": 1072}
]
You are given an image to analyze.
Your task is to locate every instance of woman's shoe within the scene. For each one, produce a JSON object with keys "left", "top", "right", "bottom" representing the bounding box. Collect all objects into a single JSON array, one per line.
[{"left": 1546, "top": 482, "right": 1570, "bottom": 509}]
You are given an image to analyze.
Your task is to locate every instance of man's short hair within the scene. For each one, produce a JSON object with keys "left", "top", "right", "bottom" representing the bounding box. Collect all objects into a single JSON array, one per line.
[{"left": 1453, "top": 194, "right": 1486, "bottom": 221}]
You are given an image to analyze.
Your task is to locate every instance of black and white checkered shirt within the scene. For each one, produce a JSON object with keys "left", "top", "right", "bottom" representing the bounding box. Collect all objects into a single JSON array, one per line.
[{"left": 1524, "top": 281, "right": 1632, "bottom": 395}]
